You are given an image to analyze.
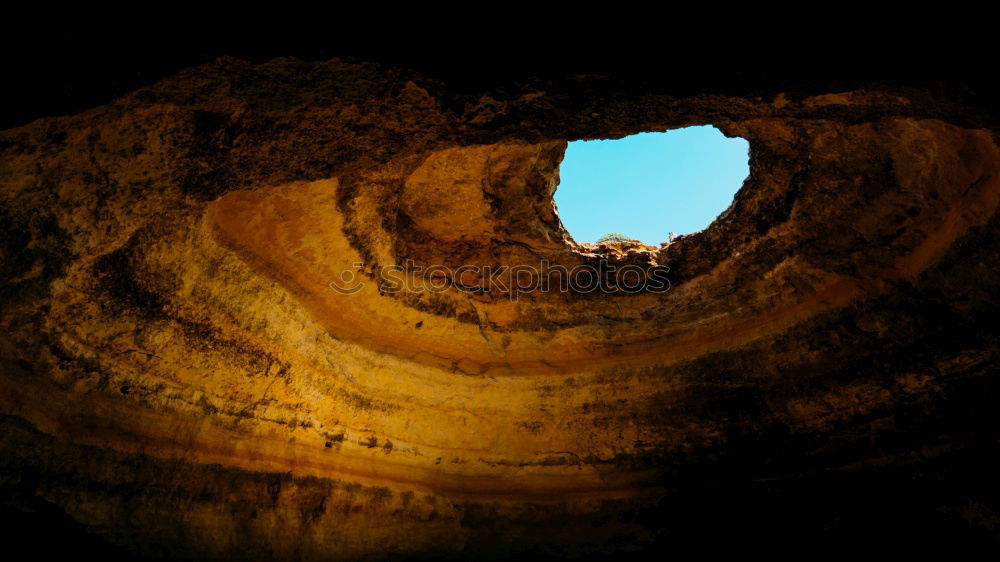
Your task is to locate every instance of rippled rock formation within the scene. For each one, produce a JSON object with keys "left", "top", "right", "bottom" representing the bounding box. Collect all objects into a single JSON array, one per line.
[{"left": 2, "top": 57, "right": 999, "bottom": 559}]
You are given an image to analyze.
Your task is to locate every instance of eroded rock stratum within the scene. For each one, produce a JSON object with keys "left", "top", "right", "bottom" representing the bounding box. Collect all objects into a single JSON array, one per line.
[{"left": 2, "top": 57, "right": 999, "bottom": 558}]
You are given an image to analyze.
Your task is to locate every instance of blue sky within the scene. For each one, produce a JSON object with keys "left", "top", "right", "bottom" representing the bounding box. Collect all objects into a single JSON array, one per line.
[{"left": 554, "top": 126, "right": 749, "bottom": 244}]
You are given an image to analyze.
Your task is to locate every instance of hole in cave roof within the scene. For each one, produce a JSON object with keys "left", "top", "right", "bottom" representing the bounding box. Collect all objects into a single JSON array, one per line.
[{"left": 555, "top": 126, "right": 749, "bottom": 245}]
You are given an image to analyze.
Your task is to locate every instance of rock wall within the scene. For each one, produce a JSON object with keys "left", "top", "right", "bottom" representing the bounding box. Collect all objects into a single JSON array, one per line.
[{"left": 2, "top": 57, "right": 999, "bottom": 558}]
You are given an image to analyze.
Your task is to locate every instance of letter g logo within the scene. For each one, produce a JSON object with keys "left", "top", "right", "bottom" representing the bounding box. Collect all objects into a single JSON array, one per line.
[{"left": 329, "top": 263, "right": 366, "bottom": 295}]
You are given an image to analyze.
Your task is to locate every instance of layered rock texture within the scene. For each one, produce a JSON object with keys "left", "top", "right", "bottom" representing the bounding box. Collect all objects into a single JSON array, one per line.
[{"left": 2, "top": 57, "right": 999, "bottom": 558}]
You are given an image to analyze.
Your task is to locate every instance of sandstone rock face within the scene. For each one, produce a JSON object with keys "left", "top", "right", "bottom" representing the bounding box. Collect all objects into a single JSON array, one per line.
[{"left": 1, "top": 57, "right": 999, "bottom": 558}]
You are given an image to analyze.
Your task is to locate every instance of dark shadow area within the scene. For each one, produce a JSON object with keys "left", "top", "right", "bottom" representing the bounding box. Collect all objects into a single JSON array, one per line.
[{"left": 2, "top": 4, "right": 998, "bottom": 129}]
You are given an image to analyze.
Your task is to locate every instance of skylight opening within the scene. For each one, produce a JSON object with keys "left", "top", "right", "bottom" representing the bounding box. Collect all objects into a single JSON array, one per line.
[{"left": 554, "top": 126, "right": 750, "bottom": 245}]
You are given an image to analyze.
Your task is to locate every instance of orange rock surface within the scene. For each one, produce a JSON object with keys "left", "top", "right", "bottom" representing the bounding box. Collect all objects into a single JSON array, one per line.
[{"left": 2, "top": 57, "right": 999, "bottom": 558}]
